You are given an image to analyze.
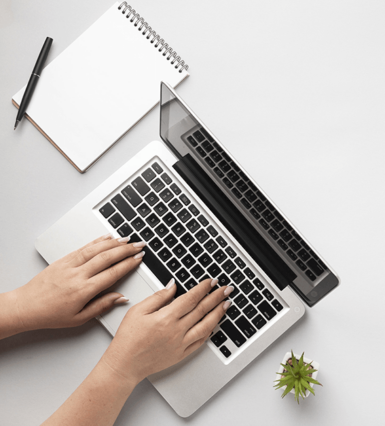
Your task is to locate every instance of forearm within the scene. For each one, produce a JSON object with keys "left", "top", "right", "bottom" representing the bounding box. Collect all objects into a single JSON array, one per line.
[
  {"left": 0, "top": 290, "right": 27, "bottom": 340},
  {"left": 41, "top": 358, "right": 139, "bottom": 426}
]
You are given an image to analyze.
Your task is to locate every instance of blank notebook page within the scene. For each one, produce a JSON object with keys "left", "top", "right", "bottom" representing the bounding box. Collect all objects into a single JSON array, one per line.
[{"left": 12, "top": 2, "right": 189, "bottom": 172}]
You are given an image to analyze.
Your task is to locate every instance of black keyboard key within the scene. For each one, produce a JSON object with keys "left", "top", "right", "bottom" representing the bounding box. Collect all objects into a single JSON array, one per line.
[
  {"left": 216, "top": 236, "right": 227, "bottom": 248},
  {"left": 250, "top": 209, "right": 261, "bottom": 220},
  {"left": 245, "top": 190, "right": 257, "bottom": 203},
  {"left": 307, "top": 258, "right": 324, "bottom": 276},
  {"left": 254, "top": 200, "right": 266, "bottom": 212},
  {"left": 305, "top": 270, "right": 316, "bottom": 281},
  {"left": 169, "top": 198, "right": 183, "bottom": 213},
  {"left": 288, "top": 239, "right": 301, "bottom": 252},
  {"left": 244, "top": 267, "right": 255, "bottom": 280},
  {"left": 263, "top": 288, "right": 274, "bottom": 301},
  {"left": 211, "top": 330, "right": 227, "bottom": 347},
  {"left": 196, "top": 146, "right": 206, "bottom": 157},
  {"left": 137, "top": 203, "right": 151, "bottom": 218},
  {"left": 160, "top": 188, "right": 174, "bottom": 203},
  {"left": 164, "top": 234, "right": 178, "bottom": 248},
  {"left": 146, "top": 213, "right": 160, "bottom": 228},
  {"left": 190, "top": 242, "right": 204, "bottom": 258},
  {"left": 218, "top": 273, "right": 230, "bottom": 286},
  {"left": 210, "top": 150, "right": 222, "bottom": 163},
  {"left": 252, "top": 314, "right": 267, "bottom": 330},
  {"left": 197, "top": 215, "right": 209, "bottom": 227},
  {"left": 227, "top": 305, "right": 241, "bottom": 320},
  {"left": 235, "top": 316, "right": 257, "bottom": 338},
  {"left": 117, "top": 223, "right": 133, "bottom": 237},
  {"left": 277, "top": 239, "right": 288, "bottom": 251},
  {"left": 153, "top": 202, "right": 168, "bottom": 217},
  {"left": 308, "top": 248, "right": 318, "bottom": 259},
  {"left": 200, "top": 127, "right": 214, "bottom": 142},
  {"left": 205, "top": 156, "right": 215, "bottom": 168},
  {"left": 207, "top": 263, "right": 222, "bottom": 277},
  {"left": 272, "top": 299, "right": 283, "bottom": 312},
  {"left": 225, "top": 246, "right": 236, "bottom": 258},
  {"left": 213, "top": 142, "right": 223, "bottom": 153},
  {"left": 195, "top": 229, "right": 209, "bottom": 244},
  {"left": 140, "top": 227, "right": 155, "bottom": 241},
  {"left": 167, "top": 257, "right": 181, "bottom": 273},
  {"left": 243, "top": 304, "right": 258, "bottom": 319},
  {"left": 171, "top": 223, "right": 186, "bottom": 237},
  {"left": 152, "top": 162, "right": 163, "bottom": 174},
  {"left": 219, "top": 160, "right": 231, "bottom": 173},
  {"left": 111, "top": 194, "right": 137, "bottom": 221},
  {"left": 262, "top": 209, "right": 274, "bottom": 222},
  {"left": 239, "top": 280, "right": 254, "bottom": 294},
  {"left": 198, "top": 253, "right": 213, "bottom": 268},
  {"left": 141, "top": 168, "right": 156, "bottom": 183},
  {"left": 214, "top": 167, "right": 225, "bottom": 178},
  {"left": 191, "top": 264, "right": 205, "bottom": 279},
  {"left": 234, "top": 257, "right": 246, "bottom": 269},
  {"left": 158, "top": 247, "right": 172, "bottom": 262},
  {"left": 213, "top": 249, "right": 227, "bottom": 264},
  {"left": 193, "top": 130, "right": 205, "bottom": 142},
  {"left": 271, "top": 219, "right": 284, "bottom": 232},
  {"left": 181, "top": 254, "right": 196, "bottom": 269},
  {"left": 132, "top": 216, "right": 146, "bottom": 231},
  {"left": 298, "top": 249, "right": 310, "bottom": 262},
  {"left": 240, "top": 198, "right": 251, "bottom": 209},
  {"left": 175, "top": 268, "right": 190, "bottom": 283},
  {"left": 220, "top": 320, "right": 246, "bottom": 347},
  {"left": 170, "top": 183, "right": 181, "bottom": 195},
  {"left": 205, "top": 226, "right": 217, "bottom": 238},
  {"left": 249, "top": 290, "right": 263, "bottom": 305},
  {"left": 150, "top": 178, "right": 165, "bottom": 193},
  {"left": 253, "top": 278, "right": 264, "bottom": 290},
  {"left": 204, "top": 239, "right": 219, "bottom": 254},
  {"left": 268, "top": 229, "right": 279, "bottom": 240},
  {"left": 188, "top": 204, "right": 200, "bottom": 216},
  {"left": 122, "top": 185, "right": 142, "bottom": 207},
  {"left": 257, "top": 301, "right": 277, "bottom": 320},
  {"left": 318, "top": 259, "right": 328, "bottom": 271},
  {"left": 234, "top": 294, "right": 248, "bottom": 309},
  {"left": 145, "top": 192, "right": 160, "bottom": 206},
  {"left": 287, "top": 249, "right": 298, "bottom": 261},
  {"left": 149, "top": 237, "right": 163, "bottom": 252},
  {"left": 154, "top": 223, "right": 168, "bottom": 238},
  {"left": 163, "top": 212, "right": 177, "bottom": 227},
  {"left": 274, "top": 211, "right": 284, "bottom": 221},
  {"left": 180, "top": 232, "right": 195, "bottom": 247},
  {"left": 184, "top": 278, "right": 198, "bottom": 290},
  {"left": 222, "top": 259, "right": 236, "bottom": 274},
  {"left": 259, "top": 219, "right": 270, "bottom": 230},
  {"left": 177, "top": 209, "right": 192, "bottom": 223},
  {"left": 230, "top": 270, "right": 245, "bottom": 285},
  {"left": 227, "top": 170, "right": 239, "bottom": 183},
  {"left": 161, "top": 173, "right": 172, "bottom": 185},
  {"left": 132, "top": 176, "right": 150, "bottom": 196},
  {"left": 282, "top": 220, "right": 292, "bottom": 231},
  {"left": 223, "top": 177, "right": 233, "bottom": 188},
  {"left": 231, "top": 188, "right": 242, "bottom": 199},
  {"left": 296, "top": 259, "right": 307, "bottom": 271},
  {"left": 186, "top": 219, "right": 200, "bottom": 233},
  {"left": 219, "top": 345, "right": 231, "bottom": 358},
  {"left": 202, "top": 140, "right": 214, "bottom": 153},
  {"left": 235, "top": 180, "right": 248, "bottom": 193},
  {"left": 187, "top": 135, "right": 198, "bottom": 147},
  {"left": 179, "top": 194, "right": 191, "bottom": 206},
  {"left": 108, "top": 212, "right": 124, "bottom": 228},
  {"left": 173, "top": 244, "right": 187, "bottom": 259},
  {"left": 256, "top": 190, "right": 266, "bottom": 202},
  {"left": 99, "top": 202, "right": 115, "bottom": 218}
]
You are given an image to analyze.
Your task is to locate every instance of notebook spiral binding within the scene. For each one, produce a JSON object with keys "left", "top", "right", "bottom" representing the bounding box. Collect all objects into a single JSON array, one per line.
[{"left": 118, "top": 2, "right": 189, "bottom": 73}]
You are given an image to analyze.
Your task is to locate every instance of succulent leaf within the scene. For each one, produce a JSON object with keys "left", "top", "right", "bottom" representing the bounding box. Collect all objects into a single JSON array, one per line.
[{"left": 300, "top": 378, "right": 315, "bottom": 396}]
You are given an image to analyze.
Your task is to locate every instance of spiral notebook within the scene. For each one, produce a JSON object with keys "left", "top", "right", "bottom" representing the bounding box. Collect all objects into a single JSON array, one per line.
[{"left": 12, "top": 2, "right": 190, "bottom": 173}]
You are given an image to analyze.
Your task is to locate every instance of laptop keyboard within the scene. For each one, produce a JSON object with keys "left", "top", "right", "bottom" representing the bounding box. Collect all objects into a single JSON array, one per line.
[
  {"left": 98, "top": 159, "right": 285, "bottom": 361},
  {"left": 186, "top": 127, "right": 328, "bottom": 283}
]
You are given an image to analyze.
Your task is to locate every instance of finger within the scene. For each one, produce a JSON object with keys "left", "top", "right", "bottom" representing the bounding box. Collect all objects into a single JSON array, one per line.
[
  {"left": 183, "top": 299, "right": 232, "bottom": 346},
  {"left": 82, "top": 241, "right": 146, "bottom": 277},
  {"left": 183, "top": 331, "right": 211, "bottom": 358},
  {"left": 87, "top": 251, "right": 145, "bottom": 296},
  {"left": 168, "top": 278, "right": 216, "bottom": 319},
  {"left": 63, "top": 233, "right": 113, "bottom": 264},
  {"left": 181, "top": 285, "right": 234, "bottom": 329},
  {"left": 73, "top": 292, "right": 127, "bottom": 325},
  {"left": 135, "top": 278, "right": 177, "bottom": 314}
]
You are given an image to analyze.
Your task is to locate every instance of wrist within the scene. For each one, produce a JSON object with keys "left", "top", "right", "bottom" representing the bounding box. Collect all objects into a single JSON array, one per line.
[{"left": 0, "top": 289, "right": 29, "bottom": 339}]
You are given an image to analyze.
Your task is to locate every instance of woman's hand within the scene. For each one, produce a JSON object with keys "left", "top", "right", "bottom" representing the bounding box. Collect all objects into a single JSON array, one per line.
[
  {"left": 101, "top": 278, "right": 234, "bottom": 386},
  {"left": 2, "top": 234, "right": 146, "bottom": 337}
]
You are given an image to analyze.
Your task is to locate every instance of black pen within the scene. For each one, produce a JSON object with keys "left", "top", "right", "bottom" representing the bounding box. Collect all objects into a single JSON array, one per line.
[{"left": 14, "top": 37, "right": 53, "bottom": 130}]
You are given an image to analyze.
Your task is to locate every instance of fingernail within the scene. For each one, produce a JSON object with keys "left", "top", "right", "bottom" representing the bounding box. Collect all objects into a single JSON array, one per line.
[
  {"left": 223, "top": 300, "right": 232, "bottom": 311},
  {"left": 210, "top": 278, "right": 219, "bottom": 287},
  {"left": 166, "top": 278, "right": 175, "bottom": 289},
  {"left": 133, "top": 241, "right": 147, "bottom": 248},
  {"left": 224, "top": 286, "right": 234, "bottom": 296},
  {"left": 134, "top": 251, "right": 145, "bottom": 259},
  {"left": 117, "top": 236, "right": 130, "bottom": 243},
  {"left": 102, "top": 233, "right": 112, "bottom": 240},
  {"left": 114, "top": 296, "right": 129, "bottom": 305}
]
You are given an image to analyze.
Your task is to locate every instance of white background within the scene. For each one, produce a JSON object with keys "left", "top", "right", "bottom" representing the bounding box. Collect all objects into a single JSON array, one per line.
[{"left": 0, "top": 0, "right": 384, "bottom": 424}]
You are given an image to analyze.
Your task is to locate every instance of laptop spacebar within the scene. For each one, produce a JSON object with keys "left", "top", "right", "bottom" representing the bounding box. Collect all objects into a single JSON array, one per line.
[{"left": 130, "top": 234, "right": 186, "bottom": 297}]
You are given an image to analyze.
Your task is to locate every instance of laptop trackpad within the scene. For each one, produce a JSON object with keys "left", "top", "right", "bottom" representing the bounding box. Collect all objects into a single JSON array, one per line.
[{"left": 97, "top": 270, "right": 155, "bottom": 336}]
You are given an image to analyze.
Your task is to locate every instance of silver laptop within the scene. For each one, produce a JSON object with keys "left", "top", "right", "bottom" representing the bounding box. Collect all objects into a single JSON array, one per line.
[{"left": 35, "top": 82, "right": 339, "bottom": 417}]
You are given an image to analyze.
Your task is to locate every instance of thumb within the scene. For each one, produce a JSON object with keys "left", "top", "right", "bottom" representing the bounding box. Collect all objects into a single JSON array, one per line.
[
  {"left": 139, "top": 278, "right": 177, "bottom": 314},
  {"left": 75, "top": 292, "right": 127, "bottom": 325}
]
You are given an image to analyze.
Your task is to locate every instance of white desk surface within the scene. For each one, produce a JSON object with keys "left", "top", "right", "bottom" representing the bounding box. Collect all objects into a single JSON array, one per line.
[{"left": 0, "top": 1, "right": 383, "bottom": 424}]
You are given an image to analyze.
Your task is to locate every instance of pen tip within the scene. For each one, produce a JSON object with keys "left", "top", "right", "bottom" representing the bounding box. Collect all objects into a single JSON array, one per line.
[{"left": 14, "top": 121, "right": 19, "bottom": 130}]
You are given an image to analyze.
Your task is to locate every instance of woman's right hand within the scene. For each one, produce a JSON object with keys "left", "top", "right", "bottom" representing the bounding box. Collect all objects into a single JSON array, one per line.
[{"left": 100, "top": 278, "right": 234, "bottom": 386}]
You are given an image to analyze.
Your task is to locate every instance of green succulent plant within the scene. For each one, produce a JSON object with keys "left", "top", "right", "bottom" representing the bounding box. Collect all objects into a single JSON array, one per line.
[{"left": 274, "top": 351, "right": 322, "bottom": 403}]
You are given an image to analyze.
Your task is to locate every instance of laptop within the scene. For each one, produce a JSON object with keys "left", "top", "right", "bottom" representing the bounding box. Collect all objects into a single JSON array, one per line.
[{"left": 35, "top": 82, "right": 339, "bottom": 417}]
